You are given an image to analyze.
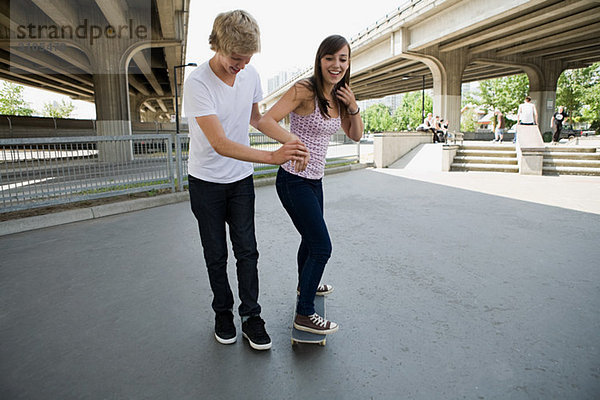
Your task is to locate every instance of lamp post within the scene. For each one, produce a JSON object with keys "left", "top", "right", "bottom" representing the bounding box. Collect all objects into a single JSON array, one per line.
[
  {"left": 421, "top": 75, "right": 425, "bottom": 121},
  {"left": 174, "top": 63, "right": 197, "bottom": 133}
]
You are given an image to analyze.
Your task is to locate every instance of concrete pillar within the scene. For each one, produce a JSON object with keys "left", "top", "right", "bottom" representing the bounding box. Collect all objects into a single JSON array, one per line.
[
  {"left": 412, "top": 47, "right": 469, "bottom": 132},
  {"left": 93, "top": 72, "right": 133, "bottom": 163},
  {"left": 130, "top": 94, "right": 142, "bottom": 123},
  {"left": 525, "top": 60, "right": 563, "bottom": 134},
  {"left": 93, "top": 73, "right": 132, "bottom": 135},
  {"left": 436, "top": 49, "right": 469, "bottom": 133}
]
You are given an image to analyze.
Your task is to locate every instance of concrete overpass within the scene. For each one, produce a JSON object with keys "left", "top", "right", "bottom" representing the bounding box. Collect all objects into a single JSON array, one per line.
[
  {"left": 262, "top": 0, "right": 600, "bottom": 133},
  {"left": 0, "top": 0, "right": 190, "bottom": 135}
]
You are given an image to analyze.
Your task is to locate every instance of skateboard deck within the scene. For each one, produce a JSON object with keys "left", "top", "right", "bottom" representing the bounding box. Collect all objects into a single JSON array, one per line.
[{"left": 291, "top": 294, "right": 327, "bottom": 346}]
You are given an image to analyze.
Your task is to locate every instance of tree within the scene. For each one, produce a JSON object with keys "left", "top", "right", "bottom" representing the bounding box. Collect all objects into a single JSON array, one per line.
[
  {"left": 42, "top": 99, "right": 75, "bottom": 118},
  {"left": 478, "top": 74, "right": 529, "bottom": 114},
  {"left": 460, "top": 107, "right": 478, "bottom": 132},
  {"left": 394, "top": 91, "right": 433, "bottom": 130},
  {"left": 362, "top": 103, "right": 395, "bottom": 133},
  {"left": 0, "top": 81, "right": 34, "bottom": 116},
  {"left": 557, "top": 62, "right": 600, "bottom": 131}
]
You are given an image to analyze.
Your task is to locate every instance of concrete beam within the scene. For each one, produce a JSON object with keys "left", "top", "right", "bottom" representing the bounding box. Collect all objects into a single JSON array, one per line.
[
  {"left": 543, "top": 46, "right": 600, "bottom": 61},
  {"left": 408, "top": 0, "right": 548, "bottom": 51},
  {"left": 156, "top": 99, "right": 168, "bottom": 113},
  {"left": 0, "top": 53, "right": 94, "bottom": 95},
  {"left": 132, "top": 52, "right": 164, "bottom": 96},
  {"left": 440, "top": 0, "right": 597, "bottom": 52},
  {"left": 143, "top": 101, "right": 156, "bottom": 113},
  {"left": 128, "top": 74, "right": 150, "bottom": 96},
  {"left": 470, "top": 11, "right": 600, "bottom": 54},
  {"left": 7, "top": 47, "right": 93, "bottom": 86},
  {"left": 522, "top": 38, "right": 600, "bottom": 58},
  {"left": 95, "top": 0, "right": 129, "bottom": 25},
  {"left": 495, "top": 22, "right": 600, "bottom": 56},
  {"left": 156, "top": 0, "right": 176, "bottom": 38},
  {"left": 0, "top": 68, "right": 84, "bottom": 97},
  {"left": 29, "top": 0, "right": 78, "bottom": 27}
]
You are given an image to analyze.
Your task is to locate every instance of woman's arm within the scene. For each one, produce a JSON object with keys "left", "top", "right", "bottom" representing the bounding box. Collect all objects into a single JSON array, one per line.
[
  {"left": 257, "top": 83, "right": 311, "bottom": 144},
  {"left": 337, "top": 84, "right": 363, "bottom": 142}
]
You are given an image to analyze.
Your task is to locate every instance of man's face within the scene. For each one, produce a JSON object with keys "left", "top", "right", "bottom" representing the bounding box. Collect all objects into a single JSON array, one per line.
[{"left": 217, "top": 52, "right": 253, "bottom": 76}]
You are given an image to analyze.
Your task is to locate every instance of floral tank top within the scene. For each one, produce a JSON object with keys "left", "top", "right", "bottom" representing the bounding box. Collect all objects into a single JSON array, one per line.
[{"left": 282, "top": 98, "right": 341, "bottom": 179}]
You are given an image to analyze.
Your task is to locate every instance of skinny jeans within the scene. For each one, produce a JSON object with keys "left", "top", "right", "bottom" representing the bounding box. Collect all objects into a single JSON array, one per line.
[
  {"left": 188, "top": 174, "right": 261, "bottom": 317},
  {"left": 276, "top": 168, "right": 332, "bottom": 316}
]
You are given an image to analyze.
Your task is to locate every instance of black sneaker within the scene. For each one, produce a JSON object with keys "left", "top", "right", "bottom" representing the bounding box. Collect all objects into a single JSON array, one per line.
[
  {"left": 242, "top": 316, "right": 272, "bottom": 350},
  {"left": 215, "top": 311, "right": 236, "bottom": 345}
]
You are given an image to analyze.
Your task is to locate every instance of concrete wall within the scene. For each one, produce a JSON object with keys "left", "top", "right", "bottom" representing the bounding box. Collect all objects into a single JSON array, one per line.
[{"left": 373, "top": 132, "right": 432, "bottom": 168}]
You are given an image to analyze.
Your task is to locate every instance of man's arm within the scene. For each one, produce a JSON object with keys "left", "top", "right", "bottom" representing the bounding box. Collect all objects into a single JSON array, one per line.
[{"left": 195, "top": 115, "right": 307, "bottom": 165}]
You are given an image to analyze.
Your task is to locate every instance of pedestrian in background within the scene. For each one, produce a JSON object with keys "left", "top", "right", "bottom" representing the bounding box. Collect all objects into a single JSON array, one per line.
[
  {"left": 494, "top": 110, "right": 506, "bottom": 143},
  {"left": 551, "top": 106, "right": 568, "bottom": 144},
  {"left": 516, "top": 96, "right": 538, "bottom": 143}
]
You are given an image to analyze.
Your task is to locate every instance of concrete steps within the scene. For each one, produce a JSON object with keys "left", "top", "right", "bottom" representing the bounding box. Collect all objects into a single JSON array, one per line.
[
  {"left": 451, "top": 144, "right": 518, "bottom": 173},
  {"left": 450, "top": 143, "right": 600, "bottom": 175},
  {"left": 543, "top": 146, "right": 600, "bottom": 176}
]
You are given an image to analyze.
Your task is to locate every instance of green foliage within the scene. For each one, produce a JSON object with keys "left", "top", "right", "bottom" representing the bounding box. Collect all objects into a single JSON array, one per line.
[
  {"left": 478, "top": 74, "right": 529, "bottom": 114},
  {"left": 0, "top": 81, "right": 34, "bottom": 116},
  {"left": 394, "top": 91, "right": 433, "bottom": 130},
  {"left": 362, "top": 103, "right": 395, "bottom": 133},
  {"left": 42, "top": 99, "right": 75, "bottom": 118},
  {"left": 460, "top": 108, "right": 478, "bottom": 132},
  {"left": 557, "top": 62, "right": 600, "bottom": 131}
]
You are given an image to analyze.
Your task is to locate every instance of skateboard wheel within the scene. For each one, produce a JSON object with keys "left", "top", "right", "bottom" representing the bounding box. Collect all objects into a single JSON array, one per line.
[{"left": 320, "top": 339, "right": 326, "bottom": 346}]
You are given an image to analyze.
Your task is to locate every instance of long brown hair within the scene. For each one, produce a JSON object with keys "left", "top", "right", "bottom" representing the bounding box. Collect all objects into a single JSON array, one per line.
[{"left": 300, "top": 35, "right": 351, "bottom": 119}]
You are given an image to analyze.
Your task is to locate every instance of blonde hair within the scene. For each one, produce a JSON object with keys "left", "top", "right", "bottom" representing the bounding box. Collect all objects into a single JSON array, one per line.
[{"left": 209, "top": 10, "right": 260, "bottom": 55}]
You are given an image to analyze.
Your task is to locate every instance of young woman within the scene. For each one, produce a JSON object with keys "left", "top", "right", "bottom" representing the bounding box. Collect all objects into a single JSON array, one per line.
[{"left": 258, "top": 35, "right": 363, "bottom": 335}]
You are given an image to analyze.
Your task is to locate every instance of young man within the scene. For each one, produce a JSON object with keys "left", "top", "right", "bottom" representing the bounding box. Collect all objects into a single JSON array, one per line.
[
  {"left": 494, "top": 110, "right": 506, "bottom": 143},
  {"left": 551, "top": 106, "right": 567, "bottom": 144},
  {"left": 183, "top": 10, "right": 308, "bottom": 350},
  {"left": 516, "top": 96, "right": 538, "bottom": 143},
  {"left": 517, "top": 96, "right": 538, "bottom": 126}
]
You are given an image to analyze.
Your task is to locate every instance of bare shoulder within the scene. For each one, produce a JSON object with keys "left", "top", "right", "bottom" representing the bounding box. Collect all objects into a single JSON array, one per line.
[
  {"left": 289, "top": 80, "right": 315, "bottom": 115},
  {"left": 291, "top": 80, "right": 314, "bottom": 101}
]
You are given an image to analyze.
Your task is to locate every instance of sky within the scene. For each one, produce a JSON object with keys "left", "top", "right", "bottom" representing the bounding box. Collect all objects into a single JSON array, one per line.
[{"left": 15, "top": 0, "right": 407, "bottom": 119}]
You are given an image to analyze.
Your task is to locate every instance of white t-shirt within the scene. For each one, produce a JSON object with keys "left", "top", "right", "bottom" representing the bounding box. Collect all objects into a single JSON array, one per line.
[
  {"left": 183, "top": 61, "right": 263, "bottom": 183},
  {"left": 519, "top": 102, "right": 537, "bottom": 124}
]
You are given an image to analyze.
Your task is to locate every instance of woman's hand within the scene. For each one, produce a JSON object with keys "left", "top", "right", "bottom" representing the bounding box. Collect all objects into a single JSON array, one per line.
[{"left": 336, "top": 84, "right": 358, "bottom": 114}]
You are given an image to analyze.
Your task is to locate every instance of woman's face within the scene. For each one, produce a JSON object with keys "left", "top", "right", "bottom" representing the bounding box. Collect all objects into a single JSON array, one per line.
[{"left": 320, "top": 45, "right": 349, "bottom": 88}]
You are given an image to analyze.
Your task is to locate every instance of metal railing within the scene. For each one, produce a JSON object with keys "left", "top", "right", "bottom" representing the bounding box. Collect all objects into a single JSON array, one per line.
[{"left": 1, "top": 132, "right": 360, "bottom": 213}]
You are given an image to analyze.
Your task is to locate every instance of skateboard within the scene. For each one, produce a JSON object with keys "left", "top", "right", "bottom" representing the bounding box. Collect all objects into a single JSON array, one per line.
[{"left": 291, "top": 294, "right": 327, "bottom": 346}]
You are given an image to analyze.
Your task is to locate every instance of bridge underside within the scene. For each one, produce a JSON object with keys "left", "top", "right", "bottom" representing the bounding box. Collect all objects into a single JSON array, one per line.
[
  {"left": 0, "top": 0, "right": 190, "bottom": 124},
  {"left": 351, "top": 0, "right": 600, "bottom": 100}
]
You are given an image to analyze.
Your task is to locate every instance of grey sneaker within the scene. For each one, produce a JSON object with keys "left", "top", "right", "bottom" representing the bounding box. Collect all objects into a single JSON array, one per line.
[
  {"left": 294, "top": 313, "right": 339, "bottom": 335},
  {"left": 297, "top": 283, "right": 334, "bottom": 296}
]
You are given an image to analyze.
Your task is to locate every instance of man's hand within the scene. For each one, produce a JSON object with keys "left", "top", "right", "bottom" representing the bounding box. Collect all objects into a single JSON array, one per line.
[{"left": 270, "top": 139, "right": 309, "bottom": 166}]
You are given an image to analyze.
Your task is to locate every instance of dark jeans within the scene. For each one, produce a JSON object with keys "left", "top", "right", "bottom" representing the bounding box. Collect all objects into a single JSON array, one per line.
[
  {"left": 553, "top": 124, "right": 562, "bottom": 142},
  {"left": 276, "top": 168, "right": 332, "bottom": 316},
  {"left": 188, "top": 174, "right": 260, "bottom": 317}
]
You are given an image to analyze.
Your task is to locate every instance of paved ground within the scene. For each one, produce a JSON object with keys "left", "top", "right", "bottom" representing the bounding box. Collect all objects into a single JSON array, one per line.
[{"left": 1, "top": 167, "right": 599, "bottom": 399}]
